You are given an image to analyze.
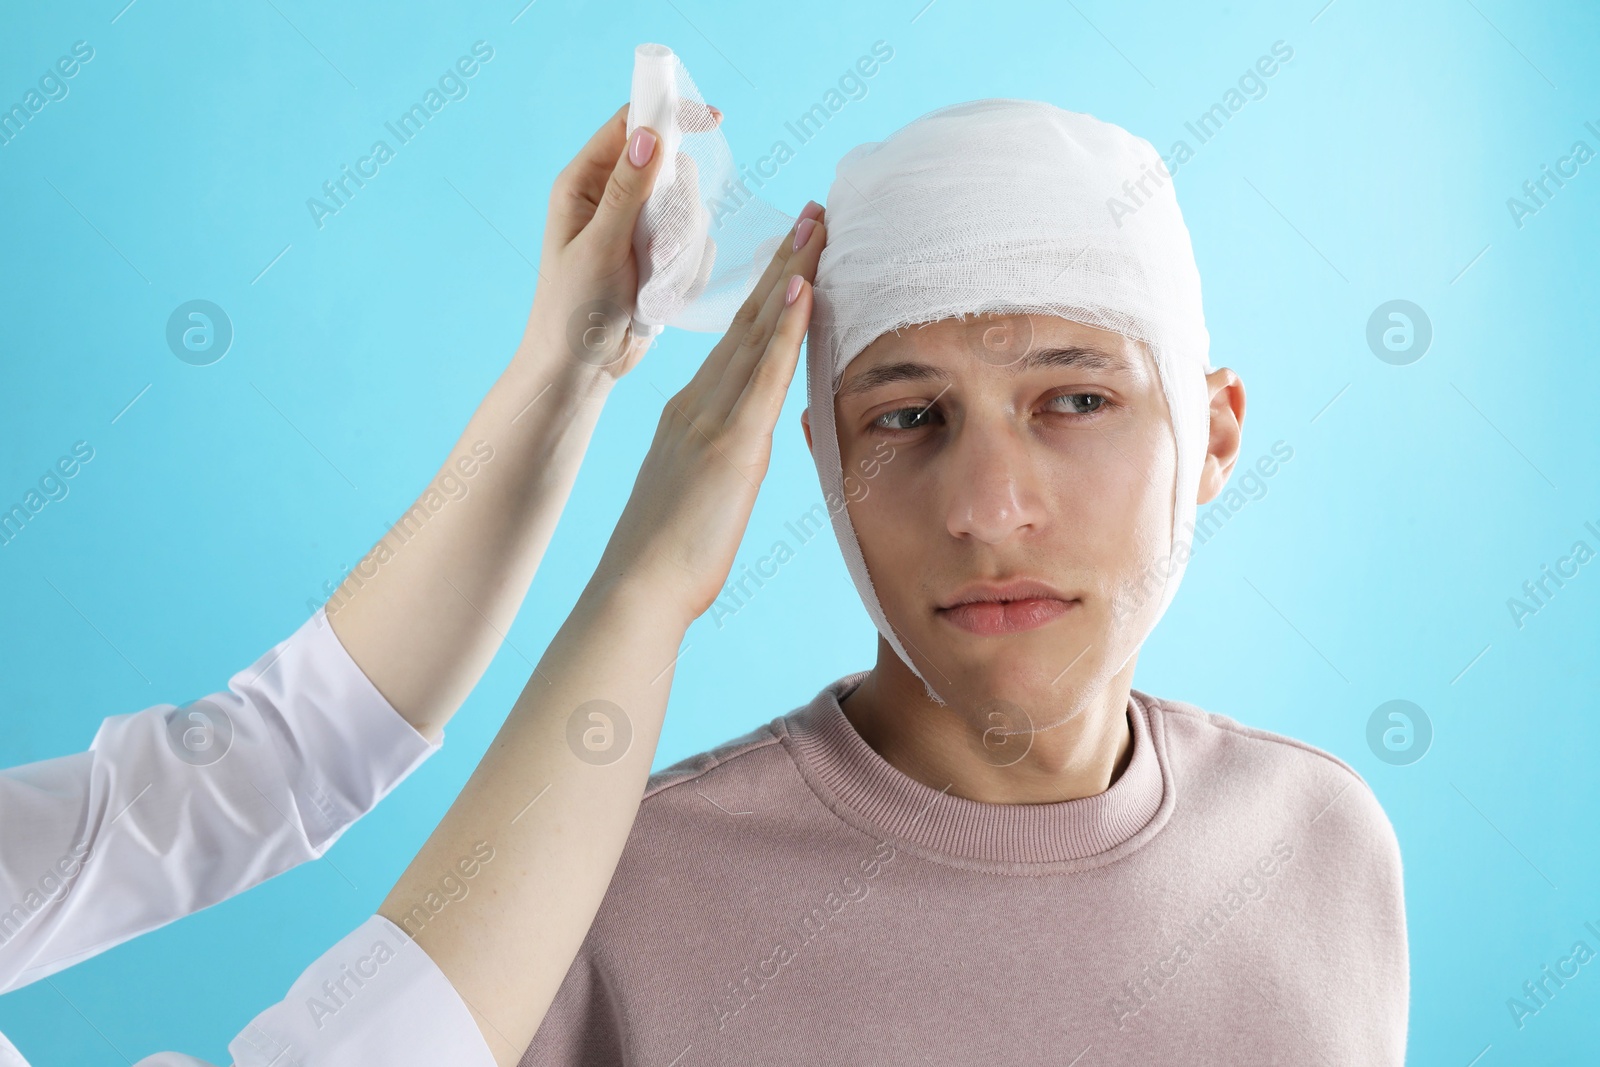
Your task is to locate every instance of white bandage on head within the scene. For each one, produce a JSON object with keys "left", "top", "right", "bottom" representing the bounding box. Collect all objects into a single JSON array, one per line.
[
  {"left": 624, "top": 48, "right": 1211, "bottom": 700},
  {"left": 626, "top": 44, "right": 796, "bottom": 342},
  {"left": 805, "top": 99, "right": 1214, "bottom": 698}
]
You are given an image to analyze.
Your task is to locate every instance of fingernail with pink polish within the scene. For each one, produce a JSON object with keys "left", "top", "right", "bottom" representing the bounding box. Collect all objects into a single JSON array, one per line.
[
  {"left": 793, "top": 217, "right": 816, "bottom": 250},
  {"left": 628, "top": 127, "right": 656, "bottom": 167},
  {"left": 785, "top": 274, "right": 804, "bottom": 305}
]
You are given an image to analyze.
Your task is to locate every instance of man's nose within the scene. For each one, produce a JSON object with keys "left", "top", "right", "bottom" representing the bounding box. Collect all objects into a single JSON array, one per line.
[{"left": 943, "top": 422, "right": 1045, "bottom": 544}]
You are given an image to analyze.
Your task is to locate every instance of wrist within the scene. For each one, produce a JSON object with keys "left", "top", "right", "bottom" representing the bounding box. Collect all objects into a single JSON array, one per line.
[
  {"left": 584, "top": 559, "right": 700, "bottom": 637},
  {"left": 506, "top": 329, "right": 618, "bottom": 410},
  {"left": 518, "top": 291, "right": 655, "bottom": 392}
]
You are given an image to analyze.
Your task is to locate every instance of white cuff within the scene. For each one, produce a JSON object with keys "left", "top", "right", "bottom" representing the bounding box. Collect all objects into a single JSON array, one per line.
[
  {"left": 260, "top": 607, "right": 440, "bottom": 852},
  {"left": 225, "top": 915, "right": 495, "bottom": 1067}
]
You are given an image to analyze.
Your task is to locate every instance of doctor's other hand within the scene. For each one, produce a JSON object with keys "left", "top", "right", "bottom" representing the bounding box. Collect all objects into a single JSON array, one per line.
[
  {"left": 523, "top": 101, "right": 720, "bottom": 379},
  {"left": 590, "top": 203, "right": 826, "bottom": 625}
]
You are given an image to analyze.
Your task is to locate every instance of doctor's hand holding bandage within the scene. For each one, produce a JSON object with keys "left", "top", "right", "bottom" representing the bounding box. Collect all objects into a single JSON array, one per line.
[
  {"left": 363, "top": 201, "right": 827, "bottom": 1065},
  {"left": 0, "top": 104, "right": 707, "bottom": 1067}
]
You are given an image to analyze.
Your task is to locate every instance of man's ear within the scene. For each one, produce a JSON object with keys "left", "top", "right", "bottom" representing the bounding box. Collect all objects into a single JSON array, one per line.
[
  {"left": 801, "top": 407, "right": 814, "bottom": 456},
  {"left": 1196, "top": 367, "right": 1246, "bottom": 506}
]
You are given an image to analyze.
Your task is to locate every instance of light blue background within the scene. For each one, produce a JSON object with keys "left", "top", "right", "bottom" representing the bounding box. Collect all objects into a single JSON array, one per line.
[{"left": 2, "top": 0, "right": 1597, "bottom": 1063}]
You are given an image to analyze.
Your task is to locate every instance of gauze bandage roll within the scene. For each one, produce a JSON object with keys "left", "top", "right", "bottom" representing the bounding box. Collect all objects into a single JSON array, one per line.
[
  {"left": 624, "top": 48, "right": 1211, "bottom": 701},
  {"left": 626, "top": 44, "right": 796, "bottom": 341}
]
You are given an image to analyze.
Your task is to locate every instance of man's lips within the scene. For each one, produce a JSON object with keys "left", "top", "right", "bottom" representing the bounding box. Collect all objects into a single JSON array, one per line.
[
  {"left": 937, "top": 598, "right": 1076, "bottom": 635},
  {"left": 935, "top": 580, "right": 1079, "bottom": 636}
]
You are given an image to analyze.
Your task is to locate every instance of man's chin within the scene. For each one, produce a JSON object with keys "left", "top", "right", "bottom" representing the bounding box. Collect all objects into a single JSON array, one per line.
[{"left": 910, "top": 622, "right": 1107, "bottom": 710}]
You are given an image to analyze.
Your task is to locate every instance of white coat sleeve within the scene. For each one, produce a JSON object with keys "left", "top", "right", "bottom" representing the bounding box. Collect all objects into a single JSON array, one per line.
[
  {"left": 0, "top": 608, "right": 439, "bottom": 995},
  {"left": 0, "top": 917, "right": 494, "bottom": 1067},
  {"left": 127, "top": 915, "right": 495, "bottom": 1067}
]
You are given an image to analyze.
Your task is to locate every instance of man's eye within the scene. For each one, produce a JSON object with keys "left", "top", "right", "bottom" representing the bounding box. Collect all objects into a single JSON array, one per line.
[
  {"left": 1048, "top": 393, "right": 1106, "bottom": 415},
  {"left": 873, "top": 405, "right": 934, "bottom": 431}
]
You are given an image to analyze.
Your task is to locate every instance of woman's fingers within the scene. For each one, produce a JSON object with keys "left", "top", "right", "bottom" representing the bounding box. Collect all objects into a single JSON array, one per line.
[
  {"left": 591, "top": 199, "right": 820, "bottom": 621},
  {"left": 740, "top": 202, "right": 822, "bottom": 315},
  {"left": 683, "top": 202, "right": 823, "bottom": 399},
  {"left": 710, "top": 215, "right": 825, "bottom": 417},
  {"left": 576, "top": 122, "right": 668, "bottom": 262},
  {"left": 728, "top": 272, "right": 812, "bottom": 441},
  {"left": 550, "top": 97, "right": 726, "bottom": 244},
  {"left": 550, "top": 102, "right": 722, "bottom": 248},
  {"left": 676, "top": 98, "right": 722, "bottom": 133},
  {"left": 545, "top": 104, "right": 630, "bottom": 248}
]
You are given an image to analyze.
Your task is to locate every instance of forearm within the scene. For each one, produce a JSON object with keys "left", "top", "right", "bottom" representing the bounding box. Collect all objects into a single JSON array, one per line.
[
  {"left": 326, "top": 337, "right": 614, "bottom": 741},
  {"left": 322, "top": 96, "right": 682, "bottom": 743},
  {"left": 376, "top": 571, "right": 689, "bottom": 1064},
  {"left": 371, "top": 185, "right": 820, "bottom": 1064}
]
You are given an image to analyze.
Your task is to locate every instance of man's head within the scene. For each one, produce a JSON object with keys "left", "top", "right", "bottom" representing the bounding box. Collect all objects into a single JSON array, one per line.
[
  {"left": 804, "top": 98, "right": 1235, "bottom": 725},
  {"left": 804, "top": 312, "right": 1243, "bottom": 732}
]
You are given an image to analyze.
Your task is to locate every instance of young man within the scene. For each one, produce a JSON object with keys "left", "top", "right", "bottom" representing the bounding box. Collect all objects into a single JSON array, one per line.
[{"left": 506, "top": 99, "right": 1408, "bottom": 1063}]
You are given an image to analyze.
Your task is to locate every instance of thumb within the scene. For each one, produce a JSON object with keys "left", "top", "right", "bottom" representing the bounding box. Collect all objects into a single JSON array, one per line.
[{"left": 582, "top": 124, "right": 665, "bottom": 261}]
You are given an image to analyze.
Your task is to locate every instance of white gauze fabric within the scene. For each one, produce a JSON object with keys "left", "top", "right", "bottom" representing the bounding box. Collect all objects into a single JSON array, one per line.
[
  {"left": 625, "top": 51, "right": 1211, "bottom": 702},
  {"left": 626, "top": 43, "right": 796, "bottom": 342}
]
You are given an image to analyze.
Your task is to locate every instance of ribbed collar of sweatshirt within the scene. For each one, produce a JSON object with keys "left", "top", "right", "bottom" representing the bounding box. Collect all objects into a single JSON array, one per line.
[{"left": 780, "top": 672, "right": 1174, "bottom": 874}]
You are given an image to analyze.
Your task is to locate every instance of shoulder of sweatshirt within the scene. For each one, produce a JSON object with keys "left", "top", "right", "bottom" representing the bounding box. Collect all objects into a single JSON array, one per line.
[
  {"left": 1145, "top": 691, "right": 1403, "bottom": 866},
  {"left": 640, "top": 718, "right": 788, "bottom": 804}
]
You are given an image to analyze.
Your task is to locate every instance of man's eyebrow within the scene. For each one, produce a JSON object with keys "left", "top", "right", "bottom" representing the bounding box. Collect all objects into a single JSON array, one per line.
[{"left": 837, "top": 345, "right": 1137, "bottom": 399}]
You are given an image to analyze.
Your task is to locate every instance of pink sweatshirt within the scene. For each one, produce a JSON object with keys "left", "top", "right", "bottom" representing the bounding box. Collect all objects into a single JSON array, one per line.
[{"left": 520, "top": 673, "right": 1409, "bottom": 1065}]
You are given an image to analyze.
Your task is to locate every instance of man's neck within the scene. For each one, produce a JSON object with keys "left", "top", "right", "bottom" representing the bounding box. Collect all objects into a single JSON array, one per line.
[{"left": 838, "top": 640, "right": 1136, "bottom": 805}]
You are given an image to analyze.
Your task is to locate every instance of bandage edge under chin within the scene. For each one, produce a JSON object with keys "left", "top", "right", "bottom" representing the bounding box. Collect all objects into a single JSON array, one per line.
[{"left": 804, "top": 315, "right": 945, "bottom": 703}]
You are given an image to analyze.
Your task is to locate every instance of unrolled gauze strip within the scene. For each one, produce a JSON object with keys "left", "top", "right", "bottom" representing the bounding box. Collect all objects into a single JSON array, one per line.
[{"left": 626, "top": 43, "right": 796, "bottom": 340}]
